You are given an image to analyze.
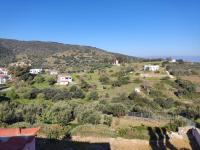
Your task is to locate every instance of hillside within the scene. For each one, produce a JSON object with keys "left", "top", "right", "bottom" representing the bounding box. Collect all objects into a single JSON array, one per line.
[{"left": 0, "top": 38, "right": 139, "bottom": 69}]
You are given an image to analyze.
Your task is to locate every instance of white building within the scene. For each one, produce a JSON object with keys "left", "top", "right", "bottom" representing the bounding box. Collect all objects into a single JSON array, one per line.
[
  {"left": 29, "top": 69, "right": 43, "bottom": 74},
  {"left": 134, "top": 87, "right": 141, "bottom": 93},
  {"left": 170, "top": 59, "right": 176, "bottom": 63},
  {"left": 144, "top": 65, "right": 159, "bottom": 71},
  {"left": 113, "top": 59, "right": 120, "bottom": 66},
  {"left": 57, "top": 75, "right": 72, "bottom": 85},
  {"left": 0, "top": 75, "right": 8, "bottom": 84}
]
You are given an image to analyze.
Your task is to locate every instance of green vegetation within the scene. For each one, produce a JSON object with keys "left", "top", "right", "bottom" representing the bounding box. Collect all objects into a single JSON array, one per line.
[
  {"left": 0, "top": 38, "right": 139, "bottom": 68},
  {"left": 0, "top": 45, "right": 200, "bottom": 141}
]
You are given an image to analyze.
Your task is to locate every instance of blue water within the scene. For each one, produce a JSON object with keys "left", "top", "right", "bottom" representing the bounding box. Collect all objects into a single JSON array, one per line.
[
  {"left": 172, "top": 56, "right": 200, "bottom": 62},
  {"left": 142, "top": 56, "right": 200, "bottom": 62}
]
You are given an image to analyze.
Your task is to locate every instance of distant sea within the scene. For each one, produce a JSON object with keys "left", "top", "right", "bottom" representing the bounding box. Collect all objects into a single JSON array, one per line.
[
  {"left": 143, "top": 56, "right": 200, "bottom": 62},
  {"left": 171, "top": 56, "right": 200, "bottom": 62}
]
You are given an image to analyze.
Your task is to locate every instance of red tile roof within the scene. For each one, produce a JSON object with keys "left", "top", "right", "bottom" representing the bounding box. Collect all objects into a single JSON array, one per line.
[{"left": 0, "top": 127, "right": 40, "bottom": 137}]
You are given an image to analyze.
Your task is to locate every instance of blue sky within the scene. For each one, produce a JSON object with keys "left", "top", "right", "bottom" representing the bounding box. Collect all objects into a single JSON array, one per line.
[{"left": 0, "top": 0, "right": 199, "bottom": 57}]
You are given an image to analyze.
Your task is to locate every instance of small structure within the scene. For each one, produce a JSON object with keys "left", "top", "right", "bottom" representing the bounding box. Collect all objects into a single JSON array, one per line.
[
  {"left": 0, "top": 127, "right": 40, "bottom": 150},
  {"left": 144, "top": 65, "right": 159, "bottom": 71},
  {"left": 49, "top": 70, "right": 58, "bottom": 75},
  {"left": 0, "top": 75, "right": 8, "bottom": 84},
  {"left": 0, "top": 67, "right": 8, "bottom": 75},
  {"left": 170, "top": 59, "right": 176, "bottom": 63},
  {"left": 57, "top": 74, "right": 72, "bottom": 85},
  {"left": 113, "top": 59, "right": 120, "bottom": 66},
  {"left": 134, "top": 87, "right": 141, "bottom": 93},
  {"left": 29, "top": 69, "right": 43, "bottom": 75}
]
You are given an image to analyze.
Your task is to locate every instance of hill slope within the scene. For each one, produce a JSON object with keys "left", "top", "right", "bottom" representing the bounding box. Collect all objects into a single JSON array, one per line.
[{"left": 0, "top": 38, "right": 139, "bottom": 68}]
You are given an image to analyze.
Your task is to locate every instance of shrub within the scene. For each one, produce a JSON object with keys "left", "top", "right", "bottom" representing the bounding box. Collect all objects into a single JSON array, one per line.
[
  {"left": 37, "top": 93, "right": 45, "bottom": 99},
  {"left": 149, "top": 89, "right": 164, "bottom": 98},
  {"left": 69, "top": 85, "right": 85, "bottom": 99},
  {"left": 118, "top": 76, "right": 130, "bottom": 85},
  {"left": 80, "top": 79, "right": 90, "bottom": 91},
  {"left": 52, "top": 91, "right": 71, "bottom": 101},
  {"left": 34, "top": 75, "right": 45, "bottom": 83},
  {"left": 6, "top": 89, "right": 19, "bottom": 100},
  {"left": 77, "top": 110, "right": 101, "bottom": 125},
  {"left": 103, "top": 115, "right": 112, "bottom": 126},
  {"left": 41, "top": 88, "right": 73, "bottom": 101},
  {"left": 88, "top": 91, "right": 99, "bottom": 100},
  {"left": 164, "top": 119, "right": 187, "bottom": 132},
  {"left": 117, "top": 126, "right": 149, "bottom": 139},
  {"left": 128, "top": 91, "right": 140, "bottom": 100},
  {"left": 22, "top": 105, "right": 43, "bottom": 124},
  {"left": 47, "top": 77, "right": 57, "bottom": 85},
  {"left": 42, "top": 102, "right": 73, "bottom": 125},
  {"left": 103, "top": 103, "right": 127, "bottom": 117},
  {"left": 195, "top": 118, "right": 200, "bottom": 128},
  {"left": 9, "top": 66, "right": 31, "bottom": 81},
  {"left": 154, "top": 98, "right": 175, "bottom": 109},
  {"left": 0, "top": 102, "right": 23, "bottom": 124},
  {"left": 112, "top": 80, "right": 122, "bottom": 87},
  {"left": 23, "top": 88, "right": 40, "bottom": 99},
  {"left": 99, "top": 75, "right": 110, "bottom": 84},
  {"left": 175, "top": 79, "right": 196, "bottom": 92},
  {"left": 42, "top": 88, "right": 59, "bottom": 100}
]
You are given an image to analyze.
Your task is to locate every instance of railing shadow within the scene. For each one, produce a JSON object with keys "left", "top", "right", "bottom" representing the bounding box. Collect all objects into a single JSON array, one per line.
[{"left": 148, "top": 127, "right": 177, "bottom": 150}]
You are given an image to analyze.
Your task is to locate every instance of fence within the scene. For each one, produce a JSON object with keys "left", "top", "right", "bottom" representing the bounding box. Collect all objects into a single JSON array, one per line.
[{"left": 128, "top": 112, "right": 196, "bottom": 126}]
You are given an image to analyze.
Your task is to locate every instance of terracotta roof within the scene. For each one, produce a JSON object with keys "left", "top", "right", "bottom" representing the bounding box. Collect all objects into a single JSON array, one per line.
[{"left": 0, "top": 127, "right": 40, "bottom": 137}]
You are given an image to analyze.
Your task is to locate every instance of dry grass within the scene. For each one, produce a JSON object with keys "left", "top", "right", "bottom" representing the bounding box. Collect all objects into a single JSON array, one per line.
[
  {"left": 181, "top": 75, "right": 200, "bottom": 84},
  {"left": 72, "top": 135, "right": 192, "bottom": 150},
  {"left": 111, "top": 116, "right": 169, "bottom": 129}
]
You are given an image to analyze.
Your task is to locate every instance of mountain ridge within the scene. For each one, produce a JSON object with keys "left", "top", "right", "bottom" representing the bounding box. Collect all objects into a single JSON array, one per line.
[{"left": 0, "top": 38, "right": 139, "bottom": 68}]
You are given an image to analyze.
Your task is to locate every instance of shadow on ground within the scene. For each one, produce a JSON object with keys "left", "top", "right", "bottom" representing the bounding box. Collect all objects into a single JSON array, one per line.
[
  {"left": 148, "top": 127, "right": 178, "bottom": 150},
  {"left": 36, "top": 137, "right": 111, "bottom": 150},
  {"left": 148, "top": 127, "right": 200, "bottom": 150},
  {"left": 186, "top": 129, "right": 200, "bottom": 150}
]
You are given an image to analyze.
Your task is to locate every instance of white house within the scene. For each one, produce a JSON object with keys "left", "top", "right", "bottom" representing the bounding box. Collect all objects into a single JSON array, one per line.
[
  {"left": 144, "top": 65, "right": 159, "bottom": 71},
  {"left": 134, "top": 87, "right": 141, "bottom": 93},
  {"left": 170, "top": 59, "right": 176, "bottom": 63},
  {"left": 0, "top": 67, "right": 8, "bottom": 75},
  {"left": 57, "top": 74, "right": 72, "bottom": 85},
  {"left": 0, "top": 75, "right": 8, "bottom": 84},
  {"left": 113, "top": 59, "right": 120, "bottom": 66},
  {"left": 29, "top": 69, "right": 43, "bottom": 74}
]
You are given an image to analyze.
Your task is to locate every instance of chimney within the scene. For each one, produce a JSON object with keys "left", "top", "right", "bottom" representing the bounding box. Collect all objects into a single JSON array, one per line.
[{"left": 19, "top": 128, "right": 22, "bottom": 134}]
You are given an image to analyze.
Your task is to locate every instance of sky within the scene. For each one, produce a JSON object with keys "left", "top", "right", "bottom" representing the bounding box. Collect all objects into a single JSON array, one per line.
[{"left": 0, "top": 0, "right": 200, "bottom": 57}]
